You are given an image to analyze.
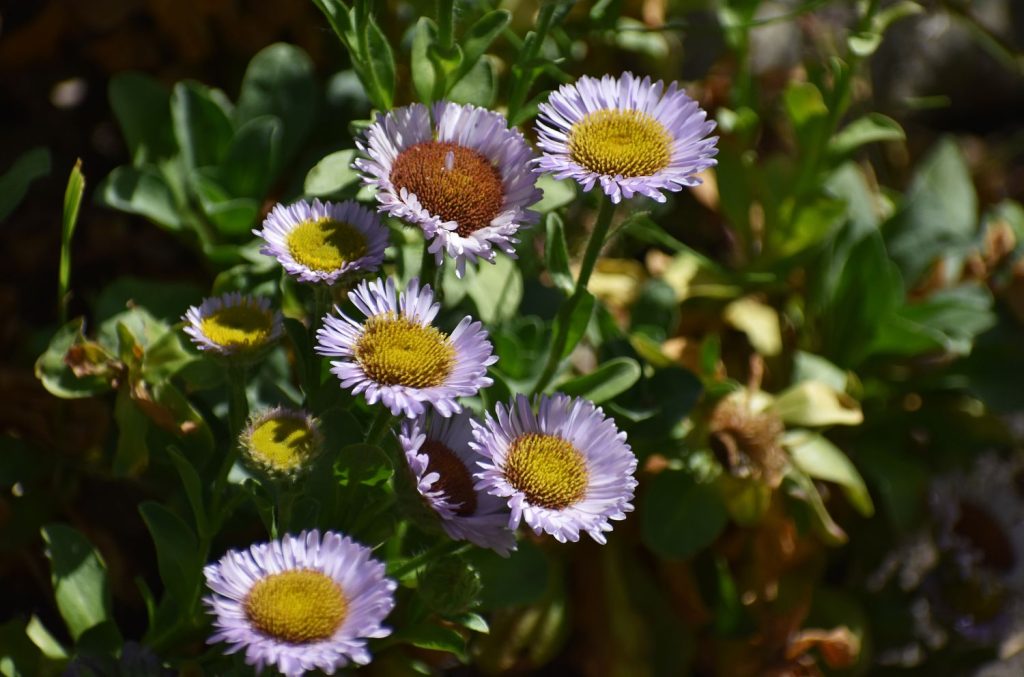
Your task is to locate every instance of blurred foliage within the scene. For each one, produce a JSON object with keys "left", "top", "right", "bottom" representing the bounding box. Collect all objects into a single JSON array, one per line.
[{"left": 3, "top": 0, "right": 1024, "bottom": 675}]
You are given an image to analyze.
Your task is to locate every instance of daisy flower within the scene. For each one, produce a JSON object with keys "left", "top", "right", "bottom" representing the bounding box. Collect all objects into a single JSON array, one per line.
[
  {"left": 240, "top": 407, "right": 324, "bottom": 480},
  {"left": 254, "top": 198, "right": 388, "bottom": 285},
  {"left": 183, "top": 292, "right": 283, "bottom": 361},
  {"left": 471, "top": 393, "right": 638, "bottom": 544},
  {"left": 399, "top": 410, "right": 516, "bottom": 555},
  {"left": 356, "top": 101, "right": 542, "bottom": 277},
  {"left": 203, "top": 530, "right": 396, "bottom": 677},
  {"left": 315, "top": 277, "right": 496, "bottom": 418},
  {"left": 535, "top": 71, "right": 718, "bottom": 203}
]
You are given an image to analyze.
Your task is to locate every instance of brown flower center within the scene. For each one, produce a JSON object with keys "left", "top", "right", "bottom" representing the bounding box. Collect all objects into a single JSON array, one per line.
[
  {"left": 389, "top": 141, "right": 504, "bottom": 236},
  {"left": 421, "top": 439, "right": 477, "bottom": 516}
]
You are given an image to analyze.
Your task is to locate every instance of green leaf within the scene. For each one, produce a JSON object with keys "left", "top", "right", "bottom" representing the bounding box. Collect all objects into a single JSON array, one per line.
[
  {"left": 828, "top": 113, "right": 904, "bottom": 158},
  {"left": 534, "top": 174, "right": 576, "bottom": 212},
  {"left": 768, "top": 194, "right": 847, "bottom": 259},
  {"left": 0, "top": 147, "right": 51, "bottom": 222},
  {"left": 96, "top": 166, "right": 183, "bottom": 231},
  {"left": 391, "top": 624, "right": 467, "bottom": 660},
  {"left": 59, "top": 160, "right": 85, "bottom": 322},
  {"left": 722, "top": 297, "right": 781, "bottom": 357},
  {"left": 554, "top": 291, "right": 595, "bottom": 362},
  {"left": 452, "top": 612, "right": 489, "bottom": 634},
  {"left": 221, "top": 116, "right": 281, "bottom": 198},
  {"left": 235, "top": 43, "right": 316, "bottom": 169},
  {"left": 35, "top": 319, "right": 116, "bottom": 399},
  {"left": 411, "top": 18, "right": 440, "bottom": 104},
  {"left": 139, "top": 501, "right": 201, "bottom": 605},
  {"left": 559, "top": 357, "right": 641, "bottom": 403},
  {"left": 304, "top": 149, "right": 361, "bottom": 197},
  {"left": 872, "top": 283, "right": 996, "bottom": 357},
  {"left": 25, "top": 616, "right": 68, "bottom": 660},
  {"left": 166, "top": 447, "right": 208, "bottom": 537},
  {"left": 466, "top": 541, "right": 548, "bottom": 610},
  {"left": 108, "top": 72, "right": 176, "bottom": 165},
  {"left": 885, "top": 137, "right": 977, "bottom": 284},
  {"left": 114, "top": 388, "right": 150, "bottom": 476},
  {"left": 192, "top": 171, "right": 260, "bottom": 237},
  {"left": 335, "top": 444, "right": 393, "bottom": 487},
  {"left": 467, "top": 255, "right": 523, "bottom": 323},
  {"left": 822, "top": 231, "right": 903, "bottom": 367},
  {"left": 363, "top": 15, "right": 396, "bottom": 110},
  {"left": 141, "top": 330, "right": 197, "bottom": 382},
  {"left": 784, "top": 431, "right": 873, "bottom": 517},
  {"left": 783, "top": 468, "right": 847, "bottom": 545},
  {"left": 453, "top": 9, "right": 510, "bottom": 83},
  {"left": 171, "top": 81, "right": 234, "bottom": 173},
  {"left": 783, "top": 81, "right": 828, "bottom": 148},
  {"left": 544, "top": 212, "right": 573, "bottom": 296},
  {"left": 448, "top": 56, "right": 497, "bottom": 107},
  {"left": 41, "top": 524, "right": 111, "bottom": 641},
  {"left": 641, "top": 471, "right": 728, "bottom": 559}
]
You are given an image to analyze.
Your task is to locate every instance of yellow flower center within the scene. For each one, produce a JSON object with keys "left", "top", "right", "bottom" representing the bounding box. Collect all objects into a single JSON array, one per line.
[
  {"left": 286, "top": 218, "right": 368, "bottom": 273},
  {"left": 421, "top": 439, "right": 477, "bottom": 516},
  {"left": 389, "top": 141, "right": 504, "bottom": 236},
  {"left": 568, "top": 109, "right": 673, "bottom": 178},
  {"left": 244, "top": 569, "right": 347, "bottom": 644},
  {"left": 248, "top": 416, "right": 319, "bottom": 473},
  {"left": 504, "top": 433, "right": 588, "bottom": 510},
  {"left": 355, "top": 313, "right": 455, "bottom": 388},
  {"left": 200, "top": 304, "right": 275, "bottom": 352}
]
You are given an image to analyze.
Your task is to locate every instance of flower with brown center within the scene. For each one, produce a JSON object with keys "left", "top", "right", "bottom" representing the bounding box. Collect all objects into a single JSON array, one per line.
[
  {"left": 399, "top": 410, "right": 516, "bottom": 555},
  {"left": 356, "top": 102, "right": 542, "bottom": 277}
]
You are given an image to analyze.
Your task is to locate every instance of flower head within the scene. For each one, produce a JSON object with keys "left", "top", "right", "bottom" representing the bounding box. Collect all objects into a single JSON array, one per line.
[
  {"left": 399, "top": 410, "right": 516, "bottom": 555},
  {"left": 183, "top": 292, "right": 283, "bottom": 360},
  {"left": 254, "top": 198, "right": 389, "bottom": 285},
  {"left": 315, "top": 277, "right": 496, "bottom": 418},
  {"left": 471, "top": 393, "right": 637, "bottom": 544},
  {"left": 356, "top": 102, "right": 542, "bottom": 277},
  {"left": 535, "top": 72, "right": 718, "bottom": 203},
  {"left": 203, "top": 530, "right": 396, "bottom": 677},
  {"left": 240, "top": 407, "right": 324, "bottom": 480}
]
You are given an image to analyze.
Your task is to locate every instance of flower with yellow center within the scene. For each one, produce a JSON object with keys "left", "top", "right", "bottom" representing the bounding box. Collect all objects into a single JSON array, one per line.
[
  {"left": 254, "top": 199, "right": 389, "bottom": 285},
  {"left": 535, "top": 72, "right": 719, "bottom": 203},
  {"left": 240, "top": 407, "right": 323, "bottom": 480},
  {"left": 204, "top": 530, "right": 396, "bottom": 677},
  {"left": 356, "top": 101, "right": 542, "bottom": 277},
  {"left": 399, "top": 410, "right": 516, "bottom": 555},
  {"left": 183, "top": 292, "right": 283, "bottom": 360},
  {"left": 315, "top": 277, "right": 496, "bottom": 418},
  {"left": 471, "top": 393, "right": 638, "bottom": 544}
]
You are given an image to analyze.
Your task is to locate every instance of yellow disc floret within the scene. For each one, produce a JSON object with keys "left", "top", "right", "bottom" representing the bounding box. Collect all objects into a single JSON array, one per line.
[
  {"left": 247, "top": 415, "right": 320, "bottom": 474},
  {"left": 244, "top": 569, "right": 347, "bottom": 643},
  {"left": 389, "top": 141, "right": 505, "bottom": 236},
  {"left": 355, "top": 313, "right": 455, "bottom": 388},
  {"left": 200, "top": 304, "right": 275, "bottom": 352},
  {"left": 286, "top": 218, "right": 368, "bottom": 273},
  {"left": 504, "top": 433, "right": 588, "bottom": 510},
  {"left": 568, "top": 109, "right": 673, "bottom": 178}
]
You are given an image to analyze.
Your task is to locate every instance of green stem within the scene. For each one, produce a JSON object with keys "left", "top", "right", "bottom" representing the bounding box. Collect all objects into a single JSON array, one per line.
[
  {"left": 532, "top": 197, "right": 617, "bottom": 395},
  {"left": 366, "top": 408, "right": 394, "bottom": 446},
  {"left": 507, "top": 3, "right": 557, "bottom": 121},
  {"left": 388, "top": 540, "right": 468, "bottom": 579},
  {"left": 437, "top": 0, "right": 455, "bottom": 52},
  {"left": 226, "top": 365, "right": 249, "bottom": 438}
]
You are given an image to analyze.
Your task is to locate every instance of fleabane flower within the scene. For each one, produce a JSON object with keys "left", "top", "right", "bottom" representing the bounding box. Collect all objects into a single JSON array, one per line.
[
  {"left": 535, "top": 71, "right": 718, "bottom": 203},
  {"left": 399, "top": 410, "right": 516, "bottom": 555},
  {"left": 254, "top": 198, "right": 388, "bottom": 285},
  {"left": 471, "top": 393, "right": 638, "bottom": 544},
  {"left": 183, "top": 292, "right": 283, "bottom": 361},
  {"left": 315, "top": 277, "right": 496, "bottom": 418},
  {"left": 356, "top": 101, "right": 542, "bottom": 277},
  {"left": 203, "top": 530, "right": 396, "bottom": 677},
  {"left": 240, "top": 407, "right": 324, "bottom": 480}
]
